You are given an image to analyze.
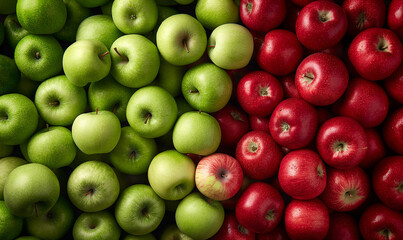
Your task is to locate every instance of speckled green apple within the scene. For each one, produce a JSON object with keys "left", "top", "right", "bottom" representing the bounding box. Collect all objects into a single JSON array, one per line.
[
  {"left": 73, "top": 210, "right": 121, "bottom": 240},
  {"left": 195, "top": 0, "right": 240, "bottom": 30},
  {"left": 0, "top": 157, "right": 27, "bottom": 200},
  {"left": 0, "top": 200, "right": 23, "bottom": 240}
]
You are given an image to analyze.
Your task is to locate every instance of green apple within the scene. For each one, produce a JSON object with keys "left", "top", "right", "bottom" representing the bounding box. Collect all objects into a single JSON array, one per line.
[
  {"left": 207, "top": 23, "right": 254, "bottom": 70},
  {"left": 182, "top": 62, "right": 232, "bottom": 112},
  {"left": 88, "top": 75, "right": 135, "bottom": 123},
  {"left": 110, "top": 34, "right": 160, "bottom": 88},
  {"left": 155, "top": 57, "right": 186, "bottom": 97},
  {"left": 3, "top": 163, "right": 60, "bottom": 218},
  {"left": 15, "top": 237, "right": 41, "bottom": 240},
  {"left": 3, "top": 14, "right": 30, "bottom": 49},
  {"left": 148, "top": 150, "right": 195, "bottom": 200},
  {"left": 25, "top": 197, "right": 74, "bottom": 240},
  {"left": 76, "top": 15, "right": 124, "bottom": 49},
  {"left": 0, "top": 143, "right": 14, "bottom": 158},
  {"left": 112, "top": 0, "right": 158, "bottom": 34},
  {"left": 195, "top": 0, "right": 239, "bottom": 30},
  {"left": 0, "top": 200, "right": 23, "bottom": 240},
  {"left": 176, "top": 97, "right": 195, "bottom": 117},
  {"left": 115, "top": 184, "right": 165, "bottom": 235},
  {"left": 34, "top": 75, "right": 87, "bottom": 126},
  {"left": 0, "top": 54, "right": 20, "bottom": 95},
  {"left": 157, "top": 6, "right": 178, "bottom": 26},
  {"left": 0, "top": 93, "right": 38, "bottom": 145},
  {"left": 160, "top": 224, "right": 194, "bottom": 240},
  {"left": 63, "top": 39, "right": 111, "bottom": 87},
  {"left": 157, "top": 14, "right": 207, "bottom": 66},
  {"left": 126, "top": 86, "right": 177, "bottom": 138},
  {"left": 54, "top": 0, "right": 92, "bottom": 42},
  {"left": 0, "top": 157, "right": 27, "bottom": 200},
  {"left": 75, "top": 0, "right": 109, "bottom": 8},
  {"left": 73, "top": 210, "right": 121, "bottom": 240},
  {"left": 109, "top": 126, "right": 157, "bottom": 175},
  {"left": 14, "top": 34, "right": 63, "bottom": 82},
  {"left": 72, "top": 110, "right": 121, "bottom": 154},
  {"left": 67, "top": 161, "right": 120, "bottom": 212},
  {"left": 68, "top": 148, "right": 108, "bottom": 169},
  {"left": 16, "top": 0, "right": 67, "bottom": 34},
  {"left": 0, "top": 0, "right": 17, "bottom": 14},
  {"left": 15, "top": 73, "right": 41, "bottom": 100},
  {"left": 172, "top": 111, "right": 221, "bottom": 156},
  {"left": 27, "top": 126, "right": 77, "bottom": 169},
  {"left": 123, "top": 234, "right": 157, "bottom": 240}
]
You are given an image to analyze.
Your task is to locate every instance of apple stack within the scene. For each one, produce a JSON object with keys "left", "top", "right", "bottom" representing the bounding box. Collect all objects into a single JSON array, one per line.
[{"left": 0, "top": 0, "right": 403, "bottom": 239}]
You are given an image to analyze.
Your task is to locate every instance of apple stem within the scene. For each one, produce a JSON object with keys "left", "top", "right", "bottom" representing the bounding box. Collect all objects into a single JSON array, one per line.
[
  {"left": 84, "top": 189, "right": 93, "bottom": 196},
  {"left": 99, "top": 51, "right": 110, "bottom": 59},
  {"left": 95, "top": 108, "right": 98, "bottom": 115},
  {"left": 377, "top": 36, "right": 390, "bottom": 52},
  {"left": 35, "top": 52, "right": 40, "bottom": 59},
  {"left": 144, "top": 113, "right": 151, "bottom": 124},
  {"left": 113, "top": 47, "right": 129, "bottom": 61},
  {"left": 207, "top": 45, "right": 216, "bottom": 48},
  {"left": 302, "top": 72, "right": 315, "bottom": 85},
  {"left": 113, "top": 103, "right": 119, "bottom": 113},
  {"left": 198, "top": 109, "right": 202, "bottom": 114},
  {"left": 188, "top": 89, "right": 199, "bottom": 93},
  {"left": 48, "top": 101, "right": 60, "bottom": 106},
  {"left": 183, "top": 40, "right": 190, "bottom": 53},
  {"left": 130, "top": 151, "right": 136, "bottom": 159},
  {"left": 46, "top": 123, "right": 50, "bottom": 131}
]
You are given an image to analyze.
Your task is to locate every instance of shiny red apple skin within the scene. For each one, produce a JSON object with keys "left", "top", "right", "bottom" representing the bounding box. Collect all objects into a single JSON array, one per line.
[
  {"left": 320, "top": 166, "right": 370, "bottom": 212},
  {"left": 359, "top": 128, "right": 387, "bottom": 169},
  {"left": 269, "top": 98, "right": 318, "bottom": 150},
  {"left": 278, "top": 149, "right": 327, "bottom": 200},
  {"left": 372, "top": 156, "right": 403, "bottom": 210},
  {"left": 291, "top": 0, "right": 335, "bottom": 7},
  {"left": 295, "top": 52, "right": 349, "bottom": 106},
  {"left": 235, "top": 130, "right": 283, "bottom": 180},
  {"left": 239, "top": 0, "right": 286, "bottom": 33},
  {"left": 249, "top": 115, "right": 271, "bottom": 132},
  {"left": 284, "top": 198, "right": 330, "bottom": 240},
  {"left": 195, "top": 153, "right": 243, "bottom": 201},
  {"left": 382, "top": 107, "right": 403, "bottom": 155},
  {"left": 387, "top": 0, "right": 403, "bottom": 40},
  {"left": 342, "top": 0, "right": 386, "bottom": 37},
  {"left": 325, "top": 212, "right": 360, "bottom": 240},
  {"left": 332, "top": 77, "right": 389, "bottom": 128},
  {"left": 359, "top": 203, "right": 403, "bottom": 240},
  {"left": 384, "top": 63, "right": 403, "bottom": 105},
  {"left": 348, "top": 27, "right": 403, "bottom": 81},
  {"left": 282, "top": 1, "right": 301, "bottom": 32},
  {"left": 257, "top": 225, "right": 290, "bottom": 240},
  {"left": 211, "top": 212, "right": 255, "bottom": 240},
  {"left": 237, "top": 71, "right": 284, "bottom": 117},
  {"left": 316, "top": 116, "right": 368, "bottom": 169},
  {"left": 279, "top": 74, "right": 301, "bottom": 99},
  {"left": 295, "top": 0, "right": 348, "bottom": 51},
  {"left": 257, "top": 29, "right": 303, "bottom": 76},
  {"left": 235, "top": 182, "right": 285, "bottom": 234}
]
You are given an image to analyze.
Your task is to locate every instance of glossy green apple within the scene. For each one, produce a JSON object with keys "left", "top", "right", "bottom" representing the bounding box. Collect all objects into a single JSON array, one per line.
[
  {"left": 155, "top": 57, "right": 186, "bottom": 97},
  {"left": 160, "top": 224, "right": 194, "bottom": 240},
  {"left": 0, "top": 54, "right": 20, "bottom": 95},
  {"left": 75, "top": 0, "right": 109, "bottom": 8},
  {"left": 16, "top": 0, "right": 67, "bottom": 34},
  {"left": 67, "top": 161, "right": 120, "bottom": 212},
  {"left": 176, "top": 97, "right": 195, "bottom": 116},
  {"left": 3, "top": 14, "right": 30, "bottom": 49},
  {"left": 3, "top": 163, "right": 60, "bottom": 218},
  {"left": 207, "top": 23, "right": 254, "bottom": 70},
  {"left": 0, "top": 200, "right": 23, "bottom": 240},
  {"left": 195, "top": 0, "right": 239, "bottom": 30},
  {"left": 175, "top": 192, "right": 225, "bottom": 239},
  {"left": 15, "top": 74, "right": 40, "bottom": 100},
  {"left": 0, "top": 93, "right": 38, "bottom": 146},
  {"left": 148, "top": 150, "right": 195, "bottom": 200},
  {"left": 0, "top": 157, "right": 27, "bottom": 200},
  {"left": 73, "top": 210, "right": 121, "bottom": 240},
  {"left": 172, "top": 111, "right": 221, "bottom": 156},
  {"left": 115, "top": 184, "right": 165, "bottom": 235},
  {"left": 14, "top": 34, "right": 63, "bottom": 82}
]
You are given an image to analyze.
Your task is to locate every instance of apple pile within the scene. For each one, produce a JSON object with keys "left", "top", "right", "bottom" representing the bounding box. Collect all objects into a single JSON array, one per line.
[{"left": 0, "top": 0, "right": 403, "bottom": 239}]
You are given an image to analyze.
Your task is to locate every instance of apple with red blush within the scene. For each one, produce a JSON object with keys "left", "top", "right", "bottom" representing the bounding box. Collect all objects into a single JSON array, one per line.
[
  {"left": 326, "top": 212, "right": 360, "bottom": 240},
  {"left": 384, "top": 63, "right": 403, "bottom": 105},
  {"left": 387, "top": 0, "right": 403, "bottom": 40},
  {"left": 257, "top": 225, "right": 289, "bottom": 240},
  {"left": 249, "top": 115, "right": 271, "bottom": 132},
  {"left": 221, "top": 176, "right": 254, "bottom": 210},
  {"left": 382, "top": 107, "right": 403, "bottom": 155},
  {"left": 291, "top": 0, "right": 335, "bottom": 7},
  {"left": 359, "top": 128, "right": 387, "bottom": 169},
  {"left": 211, "top": 212, "right": 255, "bottom": 240},
  {"left": 279, "top": 74, "right": 301, "bottom": 99}
]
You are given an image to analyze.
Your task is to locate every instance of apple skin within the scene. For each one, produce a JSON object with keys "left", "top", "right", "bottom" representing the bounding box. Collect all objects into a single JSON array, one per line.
[
  {"left": 195, "top": 153, "right": 243, "bottom": 201},
  {"left": 359, "top": 203, "right": 403, "bottom": 240},
  {"left": 235, "top": 182, "right": 285, "bottom": 233},
  {"left": 316, "top": 116, "right": 368, "bottom": 169},
  {"left": 332, "top": 77, "right": 389, "bottom": 128},
  {"left": 326, "top": 212, "right": 360, "bottom": 240},
  {"left": 0, "top": 54, "right": 20, "bottom": 95},
  {"left": 3, "top": 14, "right": 30, "bottom": 49},
  {"left": 237, "top": 70, "right": 284, "bottom": 117},
  {"left": 372, "top": 156, "right": 403, "bottom": 210},
  {"left": 388, "top": 0, "right": 403, "bottom": 40},
  {"left": 269, "top": 98, "right": 318, "bottom": 150},
  {"left": 279, "top": 74, "right": 301, "bottom": 99},
  {"left": 359, "top": 128, "right": 387, "bottom": 169},
  {"left": 235, "top": 130, "right": 283, "bottom": 180},
  {"left": 284, "top": 198, "right": 329, "bottom": 240},
  {"left": 211, "top": 212, "right": 255, "bottom": 240},
  {"left": 295, "top": 52, "right": 349, "bottom": 106},
  {"left": 73, "top": 210, "right": 121, "bottom": 240},
  {"left": 0, "top": 157, "right": 27, "bottom": 200},
  {"left": 248, "top": 115, "right": 270, "bottom": 132},
  {"left": 160, "top": 224, "right": 193, "bottom": 240},
  {"left": 382, "top": 107, "right": 403, "bottom": 155},
  {"left": 348, "top": 27, "right": 403, "bottom": 81},
  {"left": 384, "top": 63, "right": 403, "bottom": 104},
  {"left": 295, "top": 0, "right": 348, "bottom": 51},
  {"left": 0, "top": 200, "right": 23, "bottom": 240},
  {"left": 291, "top": 0, "right": 335, "bottom": 7},
  {"left": 256, "top": 225, "right": 289, "bottom": 240},
  {"left": 239, "top": 0, "right": 286, "bottom": 33},
  {"left": 257, "top": 29, "right": 303, "bottom": 76},
  {"left": 195, "top": 0, "right": 240, "bottom": 30},
  {"left": 320, "top": 166, "right": 370, "bottom": 212}
]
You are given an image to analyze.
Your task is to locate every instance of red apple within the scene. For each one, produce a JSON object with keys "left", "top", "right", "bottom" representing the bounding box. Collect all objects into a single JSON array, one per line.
[
  {"left": 342, "top": 0, "right": 386, "bottom": 37},
  {"left": 387, "top": 0, "right": 403, "bottom": 41},
  {"left": 372, "top": 156, "right": 403, "bottom": 210},
  {"left": 211, "top": 212, "right": 255, "bottom": 240},
  {"left": 320, "top": 166, "right": 370, "bottom": 212},
  {"left": 195, "top": 153, "right": 243, "bottom": 201},
  {"left": 285, "top": 198, "right": 330, "bottom": 240},
  {"left": 359, "top": 128, "right": 387, "bottom": 169},
  {"left": 384, "top": 63, "right": 403, "bottom": 105},
  {"left": 316, "top": 106, "right": 334, "bottom": 125},
  {"left": 235, "top": 130, "right": 283, "bottom": 180},
  {"left": 278, "top": 149, "right": 327, "bottom": 200},
  {"left": 291, "top": 0, "right": 335, "bottom": 7},
  {"left": 249, "top": 115, "right": 271, "bottom": 132},
  {"left": 382, "top": 107, "right": 403, "bottom": 155},
  {"left": 359, "top": 203, "right": 403, "bottom": 240},
  {"left": 295, "top": 52, "right": 349, "bottom": 106},
  {"left": 257, "top": 225, "right": 290, "bottom": 240},
  {"left": 239, "top": 0, "right": 286, "bottom": 33},
  {"left": 282, "top": 0, "right": 301, "bottom": 32},
  {"left": 221, "top": 176, "right": 254, "bottom": 210},
  {"left": 316, "top": 116, "right": 368, "bottom": 169},
  {"left": 237, "top": 71, "right": 284, "bottom": 116},
  {"left": 269, "top": 98, "right": 318, "bottom": 149},
  {"left": 279, "top": 73, "right": 301, "bottom": 99},
  {"left": 256, "top": 29, "right": 303, "bottom": 76},
  {"left": 186, "top": 153, "right": 203, "bottom": 165},
  {"left": 235, "top": 182, "right": 285, "bottom": 233},
  {"left": 332, "top": 77, "right": 389, "bottom": 128},
  {"left": 348, "top": 27, "right": 403, "bottom": 81},
  {"left": 295, "top": 0, "right": 348, "bottom": 51},
  {"left": 325, "top": 212, "right": 360, "bottom": 240}
]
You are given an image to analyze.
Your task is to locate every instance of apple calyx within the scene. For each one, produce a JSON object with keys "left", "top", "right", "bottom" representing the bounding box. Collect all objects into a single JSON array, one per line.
[
  {"left": 188, "top": 89, "right": 199, "bottom": 93},
  {"left": 113, "top": 47, "right": 129, "bottom": 61},
  {"left": 141, "top": 206, "right": 150, "bottom": 218},
  {"left": 259, "top": 85, "right": 271, "bottom": 97},
  {"left": 318, "top": 10, "right": 334, "bottom": 23},
  {"left": 265, "top": 209, "right": 276, "bottom": 221},
  {"left": 144, "top": 113, "right": 151, "bottom": 124},
  {"left": 238, "top": 224, "right": 250, "bottom": 235},
  {"left": 342, "top": 189, "right": 363, "bottom": 205},
  {"left": 281, "top": 122, "right": 290, "bottom": 133},
  {"left": 130, "top": 14, "right": 136, "bottom": 20},
  {"left": 130, "top": 150, "right": 136, "bottom": 159},
  {"left": 246, "top": 1, "right": 253, "bottom": 14},
  {"left": 218, "top": 168, "right": 228, "bottom": 179},
  {"left": 333, "top": 140, "right": 348, "bottom": 153},
  {"left": 35, "top": 52, "right": 41, "bottom": 60},
  {"left": 247, "top": 140, "right": 259, "bottom": 153},
  {"left": 377, "top": 36, "right": 391, "bottom": 52},
  {"left": 302, "top": 72, "right": 315, "bottom": 85},
  {"left": 395, "top": 181, "right": 403, "bottom": 193},
  {"left": 84, "top": 188, "right": 94, "bottom": 197},
  {"left": 230, "top": 111, "right": 243, "bottom": 121},
  {"left": 355, "top": 12, "right": 366, "bottom": 30},
  {"left": 99, "top": 51, "right": 110, "bottom": 59},
  {"left": 317, "top": 165, "right": 325, "bottom": 177},
  {"left": 379, "top": 228, "right": 393, "bottom": 240},
  {"left": 49, "top": 100, "right": 60, "bottom": 107}
]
